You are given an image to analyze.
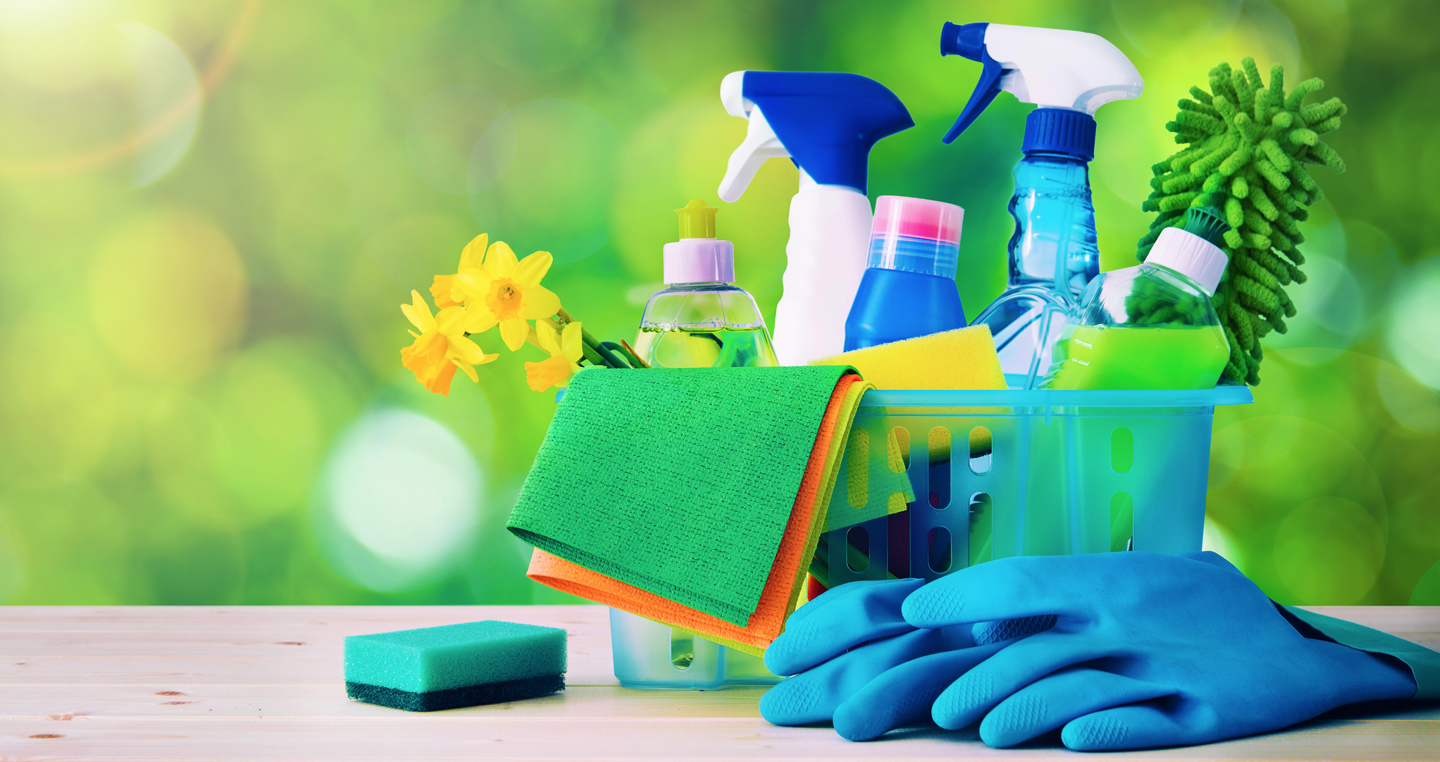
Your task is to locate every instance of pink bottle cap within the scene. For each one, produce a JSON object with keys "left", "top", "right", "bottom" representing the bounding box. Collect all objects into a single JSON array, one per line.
[
  {"left": 867, "top": 195, "right": 965, "bottom": 279},
  {"left": 872, "top": 195, "right": 963, "bottom": 244}
]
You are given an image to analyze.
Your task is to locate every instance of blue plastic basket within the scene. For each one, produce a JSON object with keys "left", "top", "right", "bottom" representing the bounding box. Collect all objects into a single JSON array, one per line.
[{"left": 610, "top": 385, "right": 1252, "bottom": 689}]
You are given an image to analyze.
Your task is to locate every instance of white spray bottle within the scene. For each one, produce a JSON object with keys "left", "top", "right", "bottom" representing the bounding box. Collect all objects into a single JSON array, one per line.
[
  {"left": 717, "top": 71, "right": 914, "bottom": 366},
  {"left": 940, "top": 22, "right": 1144, "bottom": 388}
]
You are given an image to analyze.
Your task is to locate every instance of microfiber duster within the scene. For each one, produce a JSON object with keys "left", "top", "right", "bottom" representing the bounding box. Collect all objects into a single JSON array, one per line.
[
  {"left": 344, "top": 620, "right": 566, "bottom": 711},
  {"left": 1138, "top": 58, "right": 1346, "bottom": 385}
]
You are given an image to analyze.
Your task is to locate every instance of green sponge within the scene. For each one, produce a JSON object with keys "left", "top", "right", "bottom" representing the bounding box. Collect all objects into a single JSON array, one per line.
[{"left": 344, "top": 620, "right": 566, "bottom": 712}]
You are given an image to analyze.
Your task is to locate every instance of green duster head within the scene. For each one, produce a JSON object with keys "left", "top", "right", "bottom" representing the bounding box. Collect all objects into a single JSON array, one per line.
[{"left": 1136, "top": 58, "right": 1346, "bottom": 386}]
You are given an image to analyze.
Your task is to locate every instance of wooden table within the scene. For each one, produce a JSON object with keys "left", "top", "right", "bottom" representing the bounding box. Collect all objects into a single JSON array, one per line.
[{"left": 1, "top": 606, "right": 1437, "bottom": 760}]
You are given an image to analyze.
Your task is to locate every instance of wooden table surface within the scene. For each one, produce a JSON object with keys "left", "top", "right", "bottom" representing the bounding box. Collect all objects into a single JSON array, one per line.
[{"left": 1, "top": 605, "right": 1437, "bottom": 760}]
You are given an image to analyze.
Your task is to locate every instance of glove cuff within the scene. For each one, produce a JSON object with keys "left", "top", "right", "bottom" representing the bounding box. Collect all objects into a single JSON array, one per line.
[{"left": 1281, "top": 604, "right": 1440, "bottom": 700}]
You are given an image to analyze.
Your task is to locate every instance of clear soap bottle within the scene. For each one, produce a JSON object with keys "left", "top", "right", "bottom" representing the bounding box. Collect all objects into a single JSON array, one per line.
[
  {"left": 1041, "top": 206, "right": 1233, "bottom": 390},
  {"left": 633, "top": 200, "right": 778, "bottom": 369}
]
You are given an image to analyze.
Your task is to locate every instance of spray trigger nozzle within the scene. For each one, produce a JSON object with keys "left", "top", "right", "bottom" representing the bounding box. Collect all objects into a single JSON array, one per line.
[
  {"left": 941, "top": 22, "right": 1006, "bottom": 144},
  {"left": 718, "top": 108, "right": 788, "bottom": 204}
]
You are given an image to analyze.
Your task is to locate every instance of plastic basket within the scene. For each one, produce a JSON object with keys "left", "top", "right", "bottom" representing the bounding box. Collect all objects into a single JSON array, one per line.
[{"left": 610, "top": 385, "right": 1252, "bottom": 689}]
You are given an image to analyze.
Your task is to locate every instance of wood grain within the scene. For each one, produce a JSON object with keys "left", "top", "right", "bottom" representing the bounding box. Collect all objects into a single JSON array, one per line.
[{"left": 0, "top": 605, "right": 1436, "bottom": 761}]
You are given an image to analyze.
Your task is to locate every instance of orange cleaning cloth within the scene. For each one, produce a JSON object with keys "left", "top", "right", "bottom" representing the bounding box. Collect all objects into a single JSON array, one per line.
[{"left": 526, "top": 372, "right": 869, "bottom": 655}]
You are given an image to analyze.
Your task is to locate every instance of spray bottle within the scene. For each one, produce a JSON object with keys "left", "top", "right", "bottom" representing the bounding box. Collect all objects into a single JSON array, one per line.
[
  {"left": 717, "top": 71, "right": 914, "bottom": 366},
  {"left": 940, "top": 22, "right": 1144, "bottom": 388}
]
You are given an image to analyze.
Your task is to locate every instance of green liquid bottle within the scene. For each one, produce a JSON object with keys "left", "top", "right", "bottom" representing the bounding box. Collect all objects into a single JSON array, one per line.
[
  {"left": 634, "top": 200, "right": 778, "bottom": 369},
  {"left": 1043, "top": 207, "right": 1233, "bottom": 390}
]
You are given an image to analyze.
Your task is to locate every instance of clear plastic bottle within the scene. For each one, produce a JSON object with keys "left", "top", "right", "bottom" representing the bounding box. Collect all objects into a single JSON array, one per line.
[
  {"left": 1042, "top": 207, "right": 1232, "bottom": 390},
  {"left": 974, "top": 146, "right": 1100, "bottom": 390},
  {"left": 633, "top": 200, "right": 778, "bottom": 369},
  {"left": 618, "top": 200, "right": 780, "bottom": 690},
  {"left": 936, "top": 22, "right": 1145, "bottom": 389}
]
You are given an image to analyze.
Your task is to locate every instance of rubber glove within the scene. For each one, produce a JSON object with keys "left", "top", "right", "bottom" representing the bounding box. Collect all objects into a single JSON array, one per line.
[
  {"left": 760, "top": 578, "right": 1054, "bottom": 740},
  {"left": 901, "top": 551, "right": 1418, "bottom": 751}
]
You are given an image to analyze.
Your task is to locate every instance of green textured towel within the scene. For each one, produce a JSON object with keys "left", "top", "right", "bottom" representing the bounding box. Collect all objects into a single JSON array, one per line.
[{"left": 507, "top": 365, "right": 851, "bottom": 626}]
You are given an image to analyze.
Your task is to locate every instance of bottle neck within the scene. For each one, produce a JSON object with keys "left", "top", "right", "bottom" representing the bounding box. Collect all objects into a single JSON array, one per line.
[
  {"left": 1007, "top": 151, "right": 1099, "bottom": 298},
  {"left": 1021, "top": 149, "right": 1091, "bottom": 165},
  {"left": 798, "top": 167, "right": 866, "bottom": 195}
]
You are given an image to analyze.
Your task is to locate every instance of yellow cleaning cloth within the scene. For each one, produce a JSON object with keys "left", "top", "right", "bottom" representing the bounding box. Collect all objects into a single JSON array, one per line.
[
  {"left": 810, "top": 324, "right": 1006, "bottom": 392},
  {"left": 812, "top": 324, "right": 1006, "bottom": 461}
]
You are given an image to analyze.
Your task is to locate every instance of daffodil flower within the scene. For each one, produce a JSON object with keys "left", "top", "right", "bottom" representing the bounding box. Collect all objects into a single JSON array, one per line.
[
  {"left": 400, "top": 290, "right": 497, "bottom": 396},
  {"left": 428, "top": 233, "right": 489, "bottom": 309},
  {"left": 456, "top": 241, "right": 562, "bottom": 351},
  {"left": 525, "top": 320, "right": 584, "bottom": 392}
]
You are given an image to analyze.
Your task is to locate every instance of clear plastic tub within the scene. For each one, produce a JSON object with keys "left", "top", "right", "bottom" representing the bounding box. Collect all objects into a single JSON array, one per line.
[
  {"left": 823, "top": 385, "right": 1252, "bottom": 583},
  {"left": 609, "top": 609, "right": 779, "bottom": 689},
  {"left": 610, "top": 384, "right": 1251, "bottom": 688}
]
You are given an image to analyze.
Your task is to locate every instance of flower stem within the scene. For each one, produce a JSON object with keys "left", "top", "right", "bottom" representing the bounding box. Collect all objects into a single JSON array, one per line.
[{"left": 552, "top": 308, "right": 633, "bottom": 369}]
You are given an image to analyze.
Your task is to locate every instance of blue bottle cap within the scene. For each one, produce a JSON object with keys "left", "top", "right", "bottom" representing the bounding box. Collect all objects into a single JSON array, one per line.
[{"left": 1022, "top": 108, "right": 1096, "bottom": 160}]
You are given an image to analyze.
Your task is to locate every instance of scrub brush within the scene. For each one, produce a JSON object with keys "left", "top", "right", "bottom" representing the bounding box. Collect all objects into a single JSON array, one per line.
[{"left": 1136, "top": 58, "right": 1346, "bottom": 385}]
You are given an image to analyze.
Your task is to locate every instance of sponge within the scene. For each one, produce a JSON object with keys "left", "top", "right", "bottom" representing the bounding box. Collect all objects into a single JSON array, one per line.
[
  {"left": 809, "top": 325, "right": 1006, "bottom": 392},
  {"left": 344, "top": 620, "right": 566, "bottom": 712}
]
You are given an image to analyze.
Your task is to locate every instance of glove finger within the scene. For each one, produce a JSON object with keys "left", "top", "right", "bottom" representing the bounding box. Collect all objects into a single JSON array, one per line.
[
  {"left": 932, "top": 631, "right": 1113, "bottom": 730},
  {"left": 786, "top": 578, "right": 895, "bottom": 626},
  {"left": 903, "top": 557, "right": 1093, "bottom": 629},
  {"left": 766, "top": 577, "right": 925, "bottom": 676},
  {"left": 971, "top": 614, "right": 1059, "bottom": 646},
  {"left": 759, "top": 627, "right": 949, "bottom": 727},
  {"left": 979, "top": 667, "right": 1175, "bottom": 748},
  {"left": 1062, "top": 704, "right": 1187, "bottom": 751},
  {"left": 833, "top": 642, "right": 1007, "bottom": 741}
]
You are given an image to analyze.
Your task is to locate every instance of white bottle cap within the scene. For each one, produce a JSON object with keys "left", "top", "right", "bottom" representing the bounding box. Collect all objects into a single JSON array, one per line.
[
  {"left": 1147, "top": 226, "right": 1229, "bottom": 295},
  {"left": 663, "top": 239, "right": 735, "bottom": 284}
]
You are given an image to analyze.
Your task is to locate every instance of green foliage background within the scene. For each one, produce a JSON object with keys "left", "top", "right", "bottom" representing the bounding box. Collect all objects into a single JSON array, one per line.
[{"left": 1, "top": 0, "right": 1438, "bottom": 607}]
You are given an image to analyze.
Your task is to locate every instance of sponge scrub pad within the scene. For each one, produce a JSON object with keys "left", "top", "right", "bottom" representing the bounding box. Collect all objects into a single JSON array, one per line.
[
  {"left": 344, "top": 620, "right": 566, "bottom": 712},
  {"left": 809, "top": 325, "right": 1006, "bottom": 392}
]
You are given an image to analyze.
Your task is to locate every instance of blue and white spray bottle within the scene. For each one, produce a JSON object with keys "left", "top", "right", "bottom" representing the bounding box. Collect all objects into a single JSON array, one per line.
[
  {"left": 941, "top": 22, "right": 1144, "bottom": 389},
  {"left": 717, "top": 72, "right": 913, "bottom": 366}
]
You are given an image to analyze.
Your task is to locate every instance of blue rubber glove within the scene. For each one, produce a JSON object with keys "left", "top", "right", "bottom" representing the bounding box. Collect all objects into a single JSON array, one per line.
[
  {"left": 760, "top": 578, "right": 1054, "bottom": 740},
  {"left": 902, "top": 551, "right": 1418, "bottom": 751}
]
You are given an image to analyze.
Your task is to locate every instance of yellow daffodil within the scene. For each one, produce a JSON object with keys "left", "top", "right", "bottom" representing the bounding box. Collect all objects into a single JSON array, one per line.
[
  {"left": 429, "top": 233, "right": 489, "bottom": 309},
  {"left": 525, "top": 320, "right": 584, "bottom": 392},
  {"left": 456, "top": 241, "right": 561, "bottom": 351},
  {"left": 400, "top": 290, "right": 497, "bottom": 396}
]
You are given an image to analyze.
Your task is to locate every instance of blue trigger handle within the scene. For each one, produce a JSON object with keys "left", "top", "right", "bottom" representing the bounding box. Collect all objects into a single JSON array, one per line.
[{"left": 940, "top": 21, "right": 1005, "bottom": 144}]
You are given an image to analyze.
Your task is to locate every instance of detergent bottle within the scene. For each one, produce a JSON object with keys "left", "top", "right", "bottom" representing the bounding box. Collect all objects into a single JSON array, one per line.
[
  {"left": 844, "top": 195, "right": 967, "bottom": 350},
  {"left": 634, "top": 200, "right": 778, "bottom": 369},
  {"left": 1042, "top": 206, "right": 1233, "bottom": 390},
  {"left": 939, "top": 22, "right": 1144, "bottom": 388},
  {"left": 717, "top": 71, "right": 914, "bottom": 366}
]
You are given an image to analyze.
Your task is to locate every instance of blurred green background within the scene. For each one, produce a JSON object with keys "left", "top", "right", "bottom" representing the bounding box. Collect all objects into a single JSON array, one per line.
[{"left": 1, "top": 0, "right": 1437, "bottom": 607}]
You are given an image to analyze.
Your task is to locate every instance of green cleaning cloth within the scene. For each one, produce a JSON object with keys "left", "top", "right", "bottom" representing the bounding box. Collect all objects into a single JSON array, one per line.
[{"left": 507, "top": 365, "right": 852, "bottom": 627}]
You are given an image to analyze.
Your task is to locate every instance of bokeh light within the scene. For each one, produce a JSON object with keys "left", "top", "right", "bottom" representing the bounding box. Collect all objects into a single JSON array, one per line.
[
  {"left": 1412, "top": 560, "right": 1440, "bottom": 606},
  {"left": 1384, "top": 254, "right": 1440, "bottom": 390},
  {"left": 467, "top": 98, "right": 623, "bottom": 264},
  {"left": 312, "top": 409, "right": 483, "bottom": 593},
  {"left": 118, "top": 21, "right": 201, "bottom": 188},
  {"left": 1275, "top": 497, "right": 1386, "bottom": 604},
  {"left": 1201, "top": 517, "right": 1244, "bottom": 572},
  {"left": 87, "top": 210, "right": 248, "bottom": 381},
  {"left": 407, "top": 84, "right": 512, "bottom": 196}
]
